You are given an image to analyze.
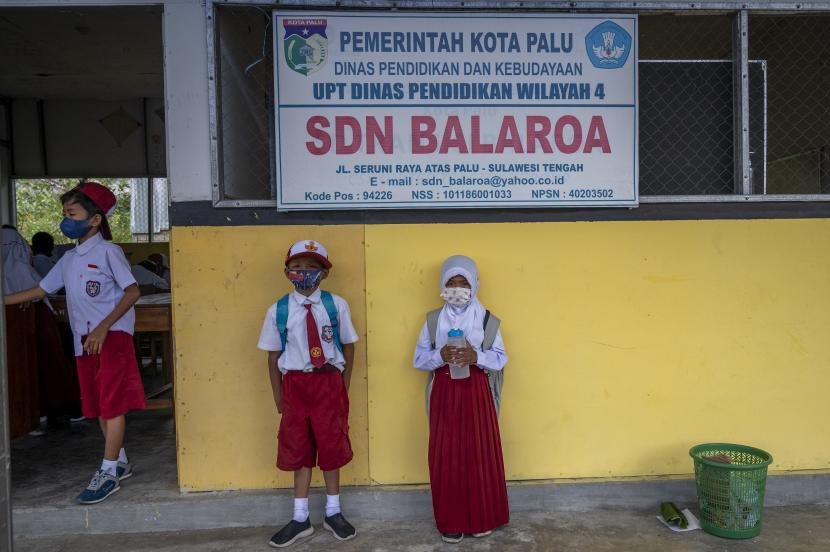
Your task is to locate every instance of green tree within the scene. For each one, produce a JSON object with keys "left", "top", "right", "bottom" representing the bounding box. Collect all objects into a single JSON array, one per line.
[{"left": 15, "top": 178, "right": 134, "bottom": 244}]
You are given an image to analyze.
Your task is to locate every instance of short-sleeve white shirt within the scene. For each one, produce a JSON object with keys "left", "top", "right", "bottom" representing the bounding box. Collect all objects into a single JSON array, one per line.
[
  {"left": 39, "top": 233, "right": 137, "bottom": 356},
  {"left": 257, "top": 289, "right": 359, "bottom": 373}
]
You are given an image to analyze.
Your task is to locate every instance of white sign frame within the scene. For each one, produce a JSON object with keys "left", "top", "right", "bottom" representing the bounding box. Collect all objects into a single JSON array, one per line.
[{"left": 273, "top": 11, "right": 638, "bottom": 211}]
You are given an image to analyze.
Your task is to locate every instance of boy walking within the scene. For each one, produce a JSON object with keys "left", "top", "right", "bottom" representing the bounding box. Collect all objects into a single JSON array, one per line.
[
  {"left": 4, "top": 181, "right": 145, "bottom": 504},
  {"left": 257, "top": 239, "right": 359, "bottom": 547}
]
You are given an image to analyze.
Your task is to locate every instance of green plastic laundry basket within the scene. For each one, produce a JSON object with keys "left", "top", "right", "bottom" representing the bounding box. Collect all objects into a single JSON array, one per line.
[{"left": 689, "top": 443, "right": 773, "bottom": 539}]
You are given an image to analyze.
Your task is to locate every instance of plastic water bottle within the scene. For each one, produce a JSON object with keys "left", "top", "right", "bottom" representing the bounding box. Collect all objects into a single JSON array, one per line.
[{"left": 447, "top": 329, "right": 470, "bottom": 379}]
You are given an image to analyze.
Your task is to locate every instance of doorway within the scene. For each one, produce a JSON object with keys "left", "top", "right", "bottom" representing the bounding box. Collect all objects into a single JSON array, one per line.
[{"left": 0, "top": 4, "right": 176, "bottom": 523}]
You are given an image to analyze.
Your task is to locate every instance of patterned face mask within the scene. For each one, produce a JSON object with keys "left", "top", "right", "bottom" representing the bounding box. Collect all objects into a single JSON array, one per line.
[
  {"left": 440, "top": 286, "right": 472, "bottom": 306},
  {"left": 286, "top": 268, "right": 324, "bottom": 291}
]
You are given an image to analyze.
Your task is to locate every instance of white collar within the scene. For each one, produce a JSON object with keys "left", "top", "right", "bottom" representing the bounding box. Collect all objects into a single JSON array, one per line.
[
  {"left": 75, "top": 233, "right": 104, "bottom": 257},
  {"left": 291, "top": 288, "right": 321, "bottom": 304}
]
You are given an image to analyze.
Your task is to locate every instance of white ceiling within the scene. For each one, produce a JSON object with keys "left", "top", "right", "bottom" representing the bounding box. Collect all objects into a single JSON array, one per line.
[{"left": 0, "top": 6, "right": 163, "bottom": 100}]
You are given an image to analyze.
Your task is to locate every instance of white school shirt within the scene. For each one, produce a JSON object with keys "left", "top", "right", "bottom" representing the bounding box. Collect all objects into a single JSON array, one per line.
[
  {"left": 257, "top": 289, "right": 359, "bottom": 373},
  {"left": 413, "top": 322, "right": 508, "bottom": 372},
  {"left": 39, "top": 233, "right": 137, "bottom": 356}
]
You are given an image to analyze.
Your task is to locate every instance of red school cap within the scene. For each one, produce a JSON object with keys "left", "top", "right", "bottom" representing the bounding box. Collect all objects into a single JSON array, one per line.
[{"left": 74, "top": 181, "right": 116, "bottom": 240}]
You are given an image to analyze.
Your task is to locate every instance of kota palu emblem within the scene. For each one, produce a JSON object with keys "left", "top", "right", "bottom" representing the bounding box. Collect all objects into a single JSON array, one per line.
[{"left": 283, "top": 19, "right": 328, "bottom": 76}]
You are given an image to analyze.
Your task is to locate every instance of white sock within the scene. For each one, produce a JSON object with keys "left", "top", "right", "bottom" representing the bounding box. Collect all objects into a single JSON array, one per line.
[
  {"left": 100, "top": 459, "right": 118, "bottom": 477},
  {"left": 118, "top": 448, "right": 128, "bottom": 464},
  {"left": 325, "top": 494, "right": 341, "bottom": 517},
  {"left": 293, "top": 497, "right": 309, "bottom": 522}
]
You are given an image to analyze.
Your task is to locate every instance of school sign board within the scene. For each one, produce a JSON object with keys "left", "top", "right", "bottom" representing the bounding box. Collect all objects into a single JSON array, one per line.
[{"left": 273, "top": 12, "right": 638, "bottom": 210}]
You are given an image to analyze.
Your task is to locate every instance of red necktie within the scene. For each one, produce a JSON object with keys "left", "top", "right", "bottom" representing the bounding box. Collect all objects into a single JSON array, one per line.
[{"left": 304, "top": 303, "right": 325, "bottom": 368}]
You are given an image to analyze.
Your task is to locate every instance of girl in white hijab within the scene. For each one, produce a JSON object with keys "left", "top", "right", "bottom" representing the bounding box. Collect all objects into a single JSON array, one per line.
[
  {"left": 2, "top": 227, "right": 80, "bottom": 424},
  {"left": 2, "top": 227, "right": 41, "bottom": 294},
  {"left": 413, "top": 255, "right": 509, "bottom": 543}
]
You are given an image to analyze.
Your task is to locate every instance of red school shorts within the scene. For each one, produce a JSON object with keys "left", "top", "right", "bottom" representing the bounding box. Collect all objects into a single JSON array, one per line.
[
  {"left": 77, "top": 331, "right": 146, "bottom": 419},
  {"left": 277, "top": 370, "right": 353, "bottom": 472}
]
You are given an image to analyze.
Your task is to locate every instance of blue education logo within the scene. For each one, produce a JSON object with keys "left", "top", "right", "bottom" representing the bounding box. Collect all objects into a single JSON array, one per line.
[
  {"left": 585, "top": 21, "right": 632, "bottom": 69},
  {"left": 283, "top": 18, "right": 328, "bottom": 76}
]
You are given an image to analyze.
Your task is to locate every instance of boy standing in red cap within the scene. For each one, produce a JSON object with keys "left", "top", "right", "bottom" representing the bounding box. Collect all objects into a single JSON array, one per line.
[
  {"left": 4, "top": 181, "right": 145, "bottom": 504},
  {"left": 257, "top": 239, "right": 359, "bottom": 547}
]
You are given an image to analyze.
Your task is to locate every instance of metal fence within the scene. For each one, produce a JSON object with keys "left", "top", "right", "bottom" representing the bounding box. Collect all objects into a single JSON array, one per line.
[
  {"left": 214, "top": 5, "right": 274, "bottom": 202},
  {"left": 130, "top": 178, "right": 171, "bottom": 242},
  {"left": 749, "top": 14, "right": 830, "bottom": 195},
  {"left": 211, "top": 3, "right": 830, "bottom": 204}
]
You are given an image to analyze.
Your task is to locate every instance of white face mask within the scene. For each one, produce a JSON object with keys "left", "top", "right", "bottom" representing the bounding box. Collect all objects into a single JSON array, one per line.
[{"left": 441, "top": 286, "right": 472, "bottom": 306}]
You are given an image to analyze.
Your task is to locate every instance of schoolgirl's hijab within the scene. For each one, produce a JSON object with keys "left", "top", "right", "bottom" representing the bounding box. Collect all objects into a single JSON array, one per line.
[
  {"left": 435, "top": 255, "right": 487, "bottom": 350},
  {"left": 1, "top": 227, "right": 41, "bottom": 294}
]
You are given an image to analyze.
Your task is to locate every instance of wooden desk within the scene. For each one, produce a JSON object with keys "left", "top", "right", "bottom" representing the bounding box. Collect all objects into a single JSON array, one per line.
[{"left": 48, "top": 296, "right": 173, "bottom": 409}]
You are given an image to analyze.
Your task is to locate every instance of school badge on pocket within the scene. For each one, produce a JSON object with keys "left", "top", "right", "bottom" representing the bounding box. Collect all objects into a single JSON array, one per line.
[
  {"left": 321, "top": 325, "right": 334, "bottom": 343},
  {"left": 86, "top": 280, "right": 101, "bottom": 297}
]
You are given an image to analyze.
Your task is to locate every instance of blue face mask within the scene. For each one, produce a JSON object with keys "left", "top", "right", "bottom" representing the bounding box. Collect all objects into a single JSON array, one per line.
[
  {"left": 60, "top": 217, "right": 91, "bottom": 240},
  {"left": 286, "top": 269, "right": 324, "bottom": 291}
]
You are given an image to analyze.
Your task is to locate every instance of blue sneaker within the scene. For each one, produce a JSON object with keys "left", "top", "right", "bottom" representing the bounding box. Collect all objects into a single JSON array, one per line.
[
  {"left": 76, "top": 470, "right": 120, "bottom": 504},
  {"left": 116, "top": 461, "right": 133, "bottom": 481}
]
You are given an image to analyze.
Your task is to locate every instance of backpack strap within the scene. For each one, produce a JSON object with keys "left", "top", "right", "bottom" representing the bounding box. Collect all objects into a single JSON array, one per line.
[
  {"left": 320, "top": 291, "right": 343, "bottom": 354},
  {"left": 275, "top": 294, "right": 290, "bottom": 350},
  {"left": 482, "top": 310, "right": 501, "bottom": 351},
  {"left": 481, "top": 310, "right": 503, "bottom": 416},
  {"left": 426, "top": 308, "right": 442, "bottom": 350},
  {"left": 275, "top": 292, "right": 343, "bottom": 354}
]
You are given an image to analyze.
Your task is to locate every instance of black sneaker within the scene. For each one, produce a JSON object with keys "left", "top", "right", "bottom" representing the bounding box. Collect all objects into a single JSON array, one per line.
[
  {"left": 442, "top": 533, "right": 463, "bottom": 543},
  {"left": 323, "top": 512, "right": 357, "bottom": 541},
  {"left": 268, "top": 518, "right": 313, "bottom": 548}
]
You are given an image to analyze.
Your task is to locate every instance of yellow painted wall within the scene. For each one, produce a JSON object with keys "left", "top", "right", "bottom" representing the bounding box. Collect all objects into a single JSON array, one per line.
[
  {"left": 171, "top": 226, "right": 368, "bottom": 491},
  {"left": 366, "top": 220, "right": 830, "bottom": 483},
  {"left": 172, "top": 219, "right": 830, "bottom": 491}
]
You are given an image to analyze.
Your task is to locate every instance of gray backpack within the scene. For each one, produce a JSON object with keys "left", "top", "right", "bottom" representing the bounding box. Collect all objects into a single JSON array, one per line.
[{"left": 424, "top": 309, "right": 503, "bottom": 417}]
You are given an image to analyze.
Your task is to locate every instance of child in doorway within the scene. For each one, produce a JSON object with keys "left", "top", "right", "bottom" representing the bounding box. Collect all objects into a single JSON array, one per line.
[
  {"left": 147, "top": 253, "right": 171, "bottom": 285},
  {"left": 257, "top": 239, "right": 359, "bottom": 547},
  {"left": 31, "top": 231, "right": 57, "bottom": 278},
  {"left": 131, "top": 255, "right": 170, "bottom": 294},
  {"left": 413, "top": 255, "right": 510, "bottom": 543},
  {"left": 4, "top": 181, "right": 145, "bottom": 504},
  {"left": 2, "top": 227, "right": 81, "bottom": 424}
]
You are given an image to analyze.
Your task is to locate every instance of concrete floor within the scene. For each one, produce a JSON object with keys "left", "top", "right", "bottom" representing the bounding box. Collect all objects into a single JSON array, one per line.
[
  {"left": 9, "top": 407, "right": 830, "bottom": 550},
  {"left": 11, "top": 408, "right": 177, "bottom": 508},
  {"left": 14, "top": 505, "right": 830, "bottom": 551}
]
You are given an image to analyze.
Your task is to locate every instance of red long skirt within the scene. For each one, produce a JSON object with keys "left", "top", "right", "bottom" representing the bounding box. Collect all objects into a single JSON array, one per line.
[{"left": 428, "top": 365, "right": 509, "bottom": 534}]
